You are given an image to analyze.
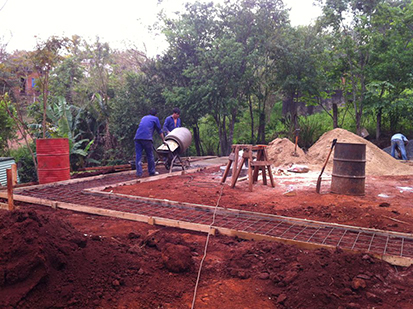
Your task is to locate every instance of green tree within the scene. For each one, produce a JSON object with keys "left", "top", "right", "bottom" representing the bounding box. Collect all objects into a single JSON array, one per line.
[
  {"left": 366, "top": 1, "right": 413, "bottom": 137},
  {"left": 30, "top": 36, "right": 70, "bottom": 138},
  {"left": 318, "top": 0, "right": 383, "bottom": 135},
  {"left": 0, "top": 97, "right": 16, "bottom": 155}
]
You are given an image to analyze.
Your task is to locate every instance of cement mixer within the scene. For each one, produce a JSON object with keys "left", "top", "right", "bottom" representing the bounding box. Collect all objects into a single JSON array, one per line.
[{"left": 156, "top": 127, "right": 192, "bottom": 172}]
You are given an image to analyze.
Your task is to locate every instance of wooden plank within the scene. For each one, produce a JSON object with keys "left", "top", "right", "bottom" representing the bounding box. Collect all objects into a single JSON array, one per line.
[
  {"left": 264, "top": 148, "right": 275, "bottom": 188},
  {"left": 379, "top": 255, "right": 413, "bottom": 267},
  {"left": 7, "top": 169, "right": 14, "bottom": 211},
  {"left": 79, "top": 164, "right": 131, "bottom": 171},
  {"left": 216, "top": 226, "right": 413, "bottom": 267},
  {"left": 220, "top": 160, "right": 232, "bottom": 184},
  {"left": 230, "top": 157, "right": 246, "bottom": 188},
  {"left": 8, "top": 193, "right": 216, "bottom": 235},
  {"left": 250, "top": 161, "right": 272, "bottom": 167},
  {"left": 12, "top": 169, "right": 136, "bottom": 193},
  {"left": 230, "top": 146, "right": 240, "bottom": 187},
  {"left": 12, "top": 165, "right": 211, "bottom": 194},
  {"left": 248, "top": 153, "right": 253, "bottom": 192},
  {"left": 0, "top": 182, "right": 40, "bottom": 191},
  {"left": 86, "top": 166, "right": 210, "bottom": 192},
  {"left": 0, "top": 202, "right": 9, "bottom": 210}
]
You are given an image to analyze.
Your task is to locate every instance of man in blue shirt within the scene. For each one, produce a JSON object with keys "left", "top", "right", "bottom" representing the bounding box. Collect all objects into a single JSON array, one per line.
[
  {"left": 391, "top": 133, "right": 409, "bottom": 160},
  {"left": 134, "top": 108, "right": 164, "bottom": 177},
  {"left": 163, "top": 107, "right": 181, "bottom": 135}
]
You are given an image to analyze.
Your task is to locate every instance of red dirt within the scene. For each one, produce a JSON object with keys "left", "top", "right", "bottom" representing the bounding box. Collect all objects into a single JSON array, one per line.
[
  {"left": 109, "top": 167, "right": 413, "bottom": 234},
  {"left": 2, "top": 165, "right": 413, "bottom": 308}
]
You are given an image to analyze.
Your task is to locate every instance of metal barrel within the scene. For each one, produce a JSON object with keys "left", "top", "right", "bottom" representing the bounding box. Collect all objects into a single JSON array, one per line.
[
  {"left": 36, "top": 138, "right": 71, "bottom": 184},
  {"left": 165, "top": 127, "right": 192, "bottom": 154},
  {"left": 331, "top": 142, "right": 366, "bottom": 196}
]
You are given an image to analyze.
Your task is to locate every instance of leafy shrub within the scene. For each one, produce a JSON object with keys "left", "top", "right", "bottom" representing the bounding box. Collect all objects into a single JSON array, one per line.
[{"left": 10, "top": 144, "right": 37, "bottom": 183}]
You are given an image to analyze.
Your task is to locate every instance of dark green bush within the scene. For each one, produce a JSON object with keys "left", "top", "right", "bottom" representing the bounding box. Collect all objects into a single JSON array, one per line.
[{"left": 10, "top": 144, "right": 38, "bottom": 183}]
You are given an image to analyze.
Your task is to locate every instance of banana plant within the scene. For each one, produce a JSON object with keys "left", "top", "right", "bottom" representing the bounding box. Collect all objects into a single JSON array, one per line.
[{"left": 46, "top": 96, "right": 94, "bottom": 158}]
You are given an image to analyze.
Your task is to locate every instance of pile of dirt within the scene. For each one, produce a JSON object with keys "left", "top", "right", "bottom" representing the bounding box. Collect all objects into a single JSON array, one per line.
[
  {"left": 267, "top": 138, "right": 309, "bottom": 167},
  {"left": 0, "top": 210, "right": 128, "bottom": 308},
  {"left": 0, "top": 209, "right": 203, "bottom": 309},
  {"left": 227, "top": 241, "right": 413, "bottom": 309},
  {"left": 308, "top": 128, "right": 413, "bottom": 176}
]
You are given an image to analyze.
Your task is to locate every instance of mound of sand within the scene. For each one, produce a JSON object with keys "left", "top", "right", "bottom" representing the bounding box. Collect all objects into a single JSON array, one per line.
[
  {"left": 308, "top": 128, "right": 413, "bottom": 176},
  {"left": 267, "top": 138, "right": 309, "bottom": 167}
]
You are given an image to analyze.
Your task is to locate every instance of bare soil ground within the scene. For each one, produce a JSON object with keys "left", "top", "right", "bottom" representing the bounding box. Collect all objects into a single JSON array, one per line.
[
  {"left": 1, "top": 128, "right": 413, "bottom": 309},
  {"left": 1, "top": 165, "right": 413, "bottom": 309}
]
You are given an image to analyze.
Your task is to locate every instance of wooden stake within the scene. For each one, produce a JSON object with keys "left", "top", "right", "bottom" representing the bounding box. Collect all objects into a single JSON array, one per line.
[{"left": 6, "top": 169, "right": 14, "bottom": 211}]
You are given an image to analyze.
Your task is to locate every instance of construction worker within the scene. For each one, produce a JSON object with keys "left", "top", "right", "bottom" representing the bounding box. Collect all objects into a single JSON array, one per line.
[
  {"left": 391, "top": 133, "right": 409, "bottom": 160},
  {"left": 163, "top": 107, "right": 181, "bottom": 135},
  {"left": 134, "top": 108, "right": 164, "bottom": 177}
]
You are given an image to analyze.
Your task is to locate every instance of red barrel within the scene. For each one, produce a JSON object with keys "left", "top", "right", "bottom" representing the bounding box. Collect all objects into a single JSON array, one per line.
[{"left": 36, "top": 138, "right": 71, "bottom": 184}]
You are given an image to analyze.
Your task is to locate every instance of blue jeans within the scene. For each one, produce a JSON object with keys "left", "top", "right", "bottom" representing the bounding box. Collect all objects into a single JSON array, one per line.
[
  {"left": 391, "top": 139, "right": 408, "bottom": 160},
  {"left": 134, "top": 139, "right": 156, "bottom": 176}
]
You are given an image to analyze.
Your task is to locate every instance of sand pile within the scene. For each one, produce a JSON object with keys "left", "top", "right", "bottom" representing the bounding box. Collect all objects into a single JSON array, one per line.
[
  {"left": 308, "top": 128, "right": 413, "bottom": 176},
  {"left": 267, "top": 138, "right": 309, "bottom": 167}
]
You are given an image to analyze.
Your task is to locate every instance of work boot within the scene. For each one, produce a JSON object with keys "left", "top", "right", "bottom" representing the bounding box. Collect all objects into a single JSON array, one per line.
[{"left": 149, "top": 171, "right": 159, "bottom": 176}]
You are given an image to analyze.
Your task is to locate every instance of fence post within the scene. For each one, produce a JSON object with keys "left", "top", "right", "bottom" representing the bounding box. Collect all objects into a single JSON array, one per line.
[
  {"left": 11, "top": 163, "right": 17, "bottom": 186},
  {"left": 7, "top": 169, "right": 14, "bottom": 211}
]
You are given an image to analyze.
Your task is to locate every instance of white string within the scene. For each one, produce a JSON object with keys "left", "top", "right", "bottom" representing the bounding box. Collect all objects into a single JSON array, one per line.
[{"left": 191, "top": 184, "right": 224, "bottom": 309}]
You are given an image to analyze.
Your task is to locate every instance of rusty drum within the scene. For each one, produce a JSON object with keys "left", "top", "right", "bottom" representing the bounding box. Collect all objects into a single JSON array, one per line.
[
  {"left": 331, "top": 142, "right": 366, "bottom": 196},
  {"left": 36, "top": 138, "right": 71, "bottom": 184}
]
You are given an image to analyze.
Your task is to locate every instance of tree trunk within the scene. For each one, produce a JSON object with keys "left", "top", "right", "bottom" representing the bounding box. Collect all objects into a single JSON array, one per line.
[
  {"left": 351, "top": 75, "right": 362, "bottom": 135},
  {"left": 291, "top": 92, "right": 299, "bottom": 131},
  {"left": 257, "top": 111, "right": 266, "bottom": 144},
  {"left": 376, "top": 108, "right": 382, "bottom": 140},
  {"left": 192, "top": 125, "right": 202, "bottom": 156},
  {"left": 219, "top": 115, "right": 229, "bottom": 156},
  {"left": 42, "top": 76, "right": 49, "bottom": 138},
  {"left": 104, "top": 120, "right": 115, "bottom": 151},
  {"left": 228, "top": 108, "right": 237, "bottom": 154},
  {"left": 332, "top": 103, "right": 338, "bottom": 128},
  {"left": 248, "top": 96, "right": 254, "bottom": 144}
]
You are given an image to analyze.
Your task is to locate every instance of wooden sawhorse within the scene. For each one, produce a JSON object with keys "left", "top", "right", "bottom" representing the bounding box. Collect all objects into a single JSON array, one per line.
[{"left": 221, "top": 144, "right": 275, "bottom": 191}]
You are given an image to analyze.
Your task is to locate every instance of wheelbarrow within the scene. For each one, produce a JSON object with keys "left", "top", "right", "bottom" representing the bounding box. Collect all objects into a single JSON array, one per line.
[{"left": 155, "top": 127, "right": 192, "bottom": 173}]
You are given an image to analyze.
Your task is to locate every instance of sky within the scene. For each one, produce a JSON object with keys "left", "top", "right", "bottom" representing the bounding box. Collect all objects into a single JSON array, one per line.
[{"left": 0, "top": 0, "right": 322, "bottom": 57}]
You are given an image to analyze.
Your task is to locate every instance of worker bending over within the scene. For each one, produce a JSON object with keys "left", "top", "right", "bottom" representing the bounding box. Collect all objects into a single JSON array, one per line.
[
  {"left": 391, "top": 133, "right": 409, "bottom": 160},
  {"left": 134, "top": 108, "right": 164, "bottom": 177}
]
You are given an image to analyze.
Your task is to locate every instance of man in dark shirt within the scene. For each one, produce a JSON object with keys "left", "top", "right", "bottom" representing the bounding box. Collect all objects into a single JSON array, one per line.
[
  {"left": 134, "top": 108, "right": 164, "bottom": 177},
  {"left": 163, "top": 107, "right": 181, "bottom": 135}
]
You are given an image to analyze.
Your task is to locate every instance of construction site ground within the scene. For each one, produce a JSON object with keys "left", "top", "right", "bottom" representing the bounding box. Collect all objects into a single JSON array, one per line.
[{"left": 2, "top": 129, "right": 413, "bottom": 309}]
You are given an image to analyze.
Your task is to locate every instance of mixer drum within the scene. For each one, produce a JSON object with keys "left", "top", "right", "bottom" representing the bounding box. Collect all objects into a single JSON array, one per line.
[{"left": 165, "top": 127, "right": 192, "bottom": 154}]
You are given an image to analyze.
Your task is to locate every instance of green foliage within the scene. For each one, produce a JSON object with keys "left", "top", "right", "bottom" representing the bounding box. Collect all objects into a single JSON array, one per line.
[
  {"left": 4, "top": 0, "right": 413, "bottom": 163},
  {"left": 10, "top": 144, "right": 37, "bottom": 183},
  {"left": 49, "top": 56, "right": 85, "bottom": 105},
  {"left": 198, "top": 116, "right": 219, "bottom": 155},
  {"left": 297, "top": 115, "right": 328, "bottom": 151},
  {"left": 0, "top": 96, "right": 16, "bottom": 156},
  {"left": 110, "top": 71, "right": 165, "bottom": 161}
]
